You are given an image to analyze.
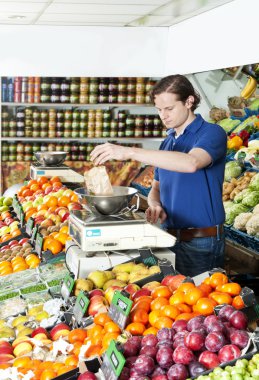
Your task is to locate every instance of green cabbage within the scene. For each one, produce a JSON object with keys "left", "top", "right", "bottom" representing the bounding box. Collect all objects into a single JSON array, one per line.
[
  {"left": 249, "top": 173, "right": 259, "bottom": 191},
  {"left": 224, "top": 161, "right": 243, "bottom": 182},
  {"left": 241, "top": 191, "right": 259, "bottom": 208},
  {"left": 234, "top": 188, "right": 252, "bottom": 203},
  {"left": 225, "top": 203, "right": 249, "bottom": 225}
]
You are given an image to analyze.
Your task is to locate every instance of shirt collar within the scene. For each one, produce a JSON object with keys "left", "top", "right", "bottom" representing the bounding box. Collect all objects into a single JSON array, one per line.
[{"left": 166, "top": 114, "right": 204, "bottom": 136}]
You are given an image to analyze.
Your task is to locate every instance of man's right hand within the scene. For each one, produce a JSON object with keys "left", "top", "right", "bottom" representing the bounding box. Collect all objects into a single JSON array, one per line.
[{"left": 145, "top": 205, "right": 167, "bottom": 224}]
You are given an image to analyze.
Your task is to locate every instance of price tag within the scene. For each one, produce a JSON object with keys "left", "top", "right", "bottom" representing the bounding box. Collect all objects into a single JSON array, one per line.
[
  {"left": 26, "top": 217, "right": 34, "bottom": 236},
  {"left": 101, "top": 340, "right": 125, "bottom": 380},
  {"left": 61, "top": 273, "right": 75, "bottom": 301},
  {"left": 30, "top": 225, "right": 38, "bottom": 244},
  {"left": 138, "top": 248, "right": 157, "bottom": 267},
  {"left": 73, "top": 291, "right": 90, "bottom": 325},
  {"left": 19, "top": 208, "right": 25, "bottom": 227},
  {"left": 35, "top": 233, "right": 43, "bottom": 256},
  {"left": 108, "top": 290, "right": 132, "bottom": 330},
  {"left": 159, "top": 258, "right": 177, "bottom": 276}
]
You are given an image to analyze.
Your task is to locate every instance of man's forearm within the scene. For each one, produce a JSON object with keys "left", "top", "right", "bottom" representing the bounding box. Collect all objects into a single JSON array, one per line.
[{"left": 147, "top": 186, "right": 162, "bottom": 208}]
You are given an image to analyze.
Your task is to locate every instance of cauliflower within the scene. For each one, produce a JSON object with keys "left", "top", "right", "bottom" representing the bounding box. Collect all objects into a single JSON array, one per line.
[
  {"left": 246, "top": 214, "right": 259, "bottom": 236},
  {"left": 233, "top": 212, "right": 253, "bottom": 231},
  {"left": 253, "top": 204, "right": 259, "bottom": 214}
]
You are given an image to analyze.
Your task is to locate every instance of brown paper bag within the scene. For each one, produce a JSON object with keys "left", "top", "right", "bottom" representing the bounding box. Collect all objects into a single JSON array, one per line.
[{"left": 84, "top": 166, "right": 114, "bottom": 195}]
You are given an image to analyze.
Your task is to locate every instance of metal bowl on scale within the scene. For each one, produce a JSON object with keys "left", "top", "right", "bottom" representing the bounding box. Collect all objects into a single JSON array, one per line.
[
  {"left": 34, "top": 151, "right": 67, "bottom": 166},
  {"left": 75, "top": 186, "right": 139, "bottom": 215}
]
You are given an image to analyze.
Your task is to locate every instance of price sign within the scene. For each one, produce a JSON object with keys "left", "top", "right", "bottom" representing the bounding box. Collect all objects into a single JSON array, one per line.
[
  {"left": 159, "top": 258, "right": 177, "bottom": 276},
  {"left": 19, "top": 208, "right": 25, "bottom": 227},
  {"left": 61, "top": 273, "right": 75, "bottom": 301},
  {"left": 73, "top": 291, "right": 90, "bottom": 325},
  {"left": 35, "top": 233, "right": 43, "bottom": 256},
  {"left": 31, "top": 225, "right": 38, "bottom": 244},
  {"left": 26, "top": 217, "right": 34, "bottom": 236},
  {"left": 109, "top": 290, "right": 132, "bottom": 330},
  {"left": 139, "top": 248, "right": 157, "bottom": 267},
  {"left": 101, "top": 340, "right": 125, "bottom": 380}
]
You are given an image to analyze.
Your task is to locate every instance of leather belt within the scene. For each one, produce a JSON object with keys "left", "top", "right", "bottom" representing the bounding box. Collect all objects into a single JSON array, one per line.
[{"left": 167, "top": 225, "right": 223, "bottom": 241}]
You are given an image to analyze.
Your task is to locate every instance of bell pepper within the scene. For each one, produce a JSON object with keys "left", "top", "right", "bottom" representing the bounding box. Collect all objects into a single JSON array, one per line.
[{"left": 227, "top": 135, "right": 243, "bottom": 150}]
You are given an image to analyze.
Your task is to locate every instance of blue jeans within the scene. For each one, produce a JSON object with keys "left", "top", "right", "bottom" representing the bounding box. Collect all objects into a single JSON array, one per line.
[{"left": 171, "top": 234, "right": 225, "bottom": 277}]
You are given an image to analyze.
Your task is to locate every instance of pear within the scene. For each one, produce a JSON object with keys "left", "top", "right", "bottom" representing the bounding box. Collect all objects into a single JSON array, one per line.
[
  {"left": 75, "top": 279, "right": 94, "bottom": 292},
  {"left": 0, "top": 326, "right": 15, "bottom": 339},
  {"left": 115, "top": 272, "right": 129, "bottom": 283},
  {"left": 112, "top": 262, "right": 136, "bottom": 274},
  {"left": 104, "top": 271, "right": 115, "bottom": 280},
  {"left": 129, "top": 272, "right": 149, "bottom": 283},
  {"left": 130, "top": 263, "right": 148, "bottom": 273},
  {"left": 103, "top": 279, "right": 127, "bottom": 291},
  {"left": 88, "top": 271, "right": 108, "bottom": 289},
  {"left": 17, "top": 327, "right": 33, "bottom": 337},
  {"left": 12, "top": 315, "right": 30, "bottom": 328},
  {"left": 148, "top": 265, "right": 161, "bottom": 275}
]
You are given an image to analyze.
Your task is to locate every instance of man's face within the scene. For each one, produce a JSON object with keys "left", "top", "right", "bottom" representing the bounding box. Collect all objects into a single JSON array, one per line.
[{"left": 154, "top": 92, "right": 191, "bottom": 131}]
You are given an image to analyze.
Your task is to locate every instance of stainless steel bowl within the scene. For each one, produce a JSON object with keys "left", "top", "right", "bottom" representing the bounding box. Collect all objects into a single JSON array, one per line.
[
  {"left": 34, "top": 151, "right": 67, "bottom": 166},
  {"left": 75, "top": 186, "right": 138, "bottom": 215}
]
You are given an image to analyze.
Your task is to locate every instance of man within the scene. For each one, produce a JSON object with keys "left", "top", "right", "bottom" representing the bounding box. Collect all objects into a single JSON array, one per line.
[{"left": 90, "top": 75, "right": 227, "bottom": 277}]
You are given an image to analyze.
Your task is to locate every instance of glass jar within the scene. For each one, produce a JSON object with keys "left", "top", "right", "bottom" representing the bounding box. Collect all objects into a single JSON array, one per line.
[
  {"left": 70, "top": 78, "right": 80, "bottom": 93},
  {"left": 89, "top": 78, "right": 99, "bottom": 93},
  {"left": 127, "top": 78, "right": 136, "bottom": 93}
]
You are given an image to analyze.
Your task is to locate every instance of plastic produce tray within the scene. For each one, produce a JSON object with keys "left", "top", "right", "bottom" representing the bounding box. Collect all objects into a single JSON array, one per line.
[{"left": 131, "top": 182, "right": 151, "bottom": 197}]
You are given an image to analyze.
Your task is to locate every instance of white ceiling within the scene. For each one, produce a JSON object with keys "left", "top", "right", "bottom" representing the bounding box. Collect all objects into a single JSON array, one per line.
[{"left": 0, "top": 0, "right": 235, "bottom": 27}]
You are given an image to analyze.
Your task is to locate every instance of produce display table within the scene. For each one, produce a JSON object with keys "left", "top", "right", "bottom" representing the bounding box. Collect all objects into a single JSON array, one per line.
[{"left": 1, "top": 160, "right": 141, "bottom": 192}]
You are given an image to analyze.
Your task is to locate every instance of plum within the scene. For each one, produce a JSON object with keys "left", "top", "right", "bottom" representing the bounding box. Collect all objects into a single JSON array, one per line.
[
  {"left": 193, "top": 326, "right": 207, "bottom": 336},
  {"left": 188, "top": 361, "right": 207, "bottom": 378},
  {"left": 129, "top": 376, "right": 150, "bottom": 380},
  {"left": 229, "top": 310, "right": 248, "bottom": 330},
  {"left": 230, "top": 329, "right": 249, "bottom": 349},
  {"left": 173, "top": 331, "right": 189, "bottom": 341},
  {"left": 167, "top": 363, "right": 189, "bottom": 380},
  {"left": 125, "top": 356, "right": 138, "bottom": 368},
  {"left": 156, "top": 346, "right": 174, "bottom": 369},
  {"left": 203, "top": 315, "right": 219, "bottom": 330},
  {"left": 157, "top": 328, "right": 175, "bottom": 342},
  {"left": 133, "top": 354, "right": 155, "bottom": 375},
  {"left": 218, "top": 305, "right": 235, "bottom": 321},
  {"left": 123, "top": 341, "right": 139, "bottom": 358},
  {"left": 151, "top": 366, "right": 167, "bottom": 377},
  {"left": 129, "top": 336, "right": 143, "bottom": 349},
  {"left": 172, "top": 345, "right": 195, "bottom": 365},
  {"left": 140, "top": 345, "right": 158, "bottom": 358},
  {"left": 198, "top": 350, "right": 220, "bottom": 369},
  {"left": 184, "top": 331, "right": 205, "bottom": 351},
  {"left": 187, "top": 315, "right": 205, "bottom": 331},
  {"left": 206, "top": 321, "right": 225, "bottom": 333},
  {"left": 119, "top": 367, "right": 130, "bottom": 380},
  {"left": 141, "top": 334, "right": 158, "bottom": 347},
  {"left": 157, "top": 339, "right": 173, "bottom": 348},
  {"left": 205, "top": 332, "right": 225, "bottom": 352},
  {"left": 152, "top": 376, "right": 168, "bottom": 380},
  {"left": 218, "top": 344, "right": 241, "bottom": 363},
  {"left": 172, "top": 320, "right": 187, "bottom": 332}
]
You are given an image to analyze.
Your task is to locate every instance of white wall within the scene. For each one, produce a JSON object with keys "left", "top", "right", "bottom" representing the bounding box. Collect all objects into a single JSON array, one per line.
[
  {"left": 165, "top": 0, "right": 259, "bottom": 75},
  {"left": 0, "top": 26, "right": 167, "bottom": 76}
]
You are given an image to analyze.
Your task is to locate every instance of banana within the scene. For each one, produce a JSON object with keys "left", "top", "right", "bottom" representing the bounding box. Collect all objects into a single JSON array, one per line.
[{"left": 241, "top": 76, "right": 257, "bottom": 99}]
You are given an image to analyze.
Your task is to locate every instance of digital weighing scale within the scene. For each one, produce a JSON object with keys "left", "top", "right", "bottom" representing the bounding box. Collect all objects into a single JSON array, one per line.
[{"left": 30, "top": 162, "right": 85, "bottom": 184}]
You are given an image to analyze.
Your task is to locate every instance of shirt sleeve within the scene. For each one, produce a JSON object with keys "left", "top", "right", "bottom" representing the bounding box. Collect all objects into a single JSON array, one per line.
[
  {"left": 154, "top": 167, "right": 159, "bottom": 181},
  {"left": 193, "top": 124, "right": 227, "bottom": 163}
]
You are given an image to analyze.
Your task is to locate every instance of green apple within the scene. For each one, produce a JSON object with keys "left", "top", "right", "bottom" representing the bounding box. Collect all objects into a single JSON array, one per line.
[
  {"left": 0, "top": 206, "right": 9, "bottom": 213},
  {"left": 3, "top": 197, "right": 12, "bottom": 207}
]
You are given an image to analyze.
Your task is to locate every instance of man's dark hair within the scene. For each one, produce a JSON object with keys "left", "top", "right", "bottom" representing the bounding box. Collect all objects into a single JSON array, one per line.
[{"left": 149, "top": 74, "right": 201, "bottom": 111}]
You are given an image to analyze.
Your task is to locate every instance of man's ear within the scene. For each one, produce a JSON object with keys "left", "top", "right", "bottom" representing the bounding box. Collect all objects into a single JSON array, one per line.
[{"left": 186, "top": 95, "right": 194, "bottom": 109}]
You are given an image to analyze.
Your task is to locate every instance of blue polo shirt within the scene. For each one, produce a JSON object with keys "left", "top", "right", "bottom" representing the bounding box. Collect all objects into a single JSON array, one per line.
[{"left": 154, "top": 114, "right": 227, "bottom": 229}]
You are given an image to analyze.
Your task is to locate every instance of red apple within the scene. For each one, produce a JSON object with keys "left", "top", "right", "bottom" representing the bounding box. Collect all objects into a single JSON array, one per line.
[
  {"left": 104, "top": 286, "right": 123, "bottom": 305},
  {"left": 161, "top": 274, "right": 186, "bottom": 289},
  {"left": 34, "top": 216, "right": 46, "bottom": 225},
  {"left": 0, "top": 344, "right": 13, "bottom": 356},
  {"left": 78, "top": 372, "right": 97, "bottom": 380},
  {"left": 0, "top": 245, "right": 10, "bottom": 253},
  {"left": 40, "top": 219, "right": 55, "bottom": 228},
  {"left": 0, "top": 354, "right": 15, "bottom": 363},
  {"left": 50, "top": 323, "right": 71, "bottom": 341},
  {"left": 44, "top": 186, "right": 53, "bottom": 195},
  {"left": 132, "top": 288, "right": 151, "bottom": 301},
  {"left": 62, "top": 212, "right": 70, "bottom": 222},
  {"left": 31, "top": 327, "right": 49, "bottom": 339},
  {"left": 8, "top": 240, "right": 20, "bottom": 248},
  {"left": 88, "top": 295, "right": 108, "bottom": 316},
  {"left": 89, "top": 289, "right": 104, "bottom": 299},
  {"left": 67, "top": 202, "right": 82, "bottom": 211},
  {"left": 19, "top": 238, "right": 29, "bottom": 246},
  {"left": 124, "top": 283, "right": 140, "bottom": 296}
]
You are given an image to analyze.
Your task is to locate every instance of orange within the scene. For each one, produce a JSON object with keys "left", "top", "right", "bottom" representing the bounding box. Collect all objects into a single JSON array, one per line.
[
  {"left": 22, "top": 189, "right": 34, "bottom": 197},
  {"left": 30, "top": 360, "right": 42, "bottom": 369},
  {"left": 130, "top": 308, "right": 149, "bottom": 325},
  {"left": 42, "top": 183, "right": 52, "bottom": 191},
  {"left": 25, "top": 208, "right": 37, "bottom": 221},
  {"left": 209, "top": 291, "right": 233, "bottom": 305},
  {"left": 150, "top": 297, "right": 169, "bottom": 311},
  {"left": 56, "top": 365, "right": 76, "bottom": 376},
  {"left": 131, "top": 299, "right": 151, "bottom": 313},
  {"left": 175, "top": 303, "right": 192, "bottom": 313},
  {"left": 64, "top": 355, "right": 78, "bottom": 367},
  {"left": 175, "top": 312, "right": 194, "bottom": 321},
  {"left": 198, "top": 283, "right": 213, "bottom": 296},
  {"left": 85, "top": 344, "right": 102, "bottom": 358},
  {"left": 11, "top": 256, "right": 26, "bottom": 265},
  {"left": 93, "top": 312, "right": 112, "bottom": 326},
  {"left": 209, "top": 272, "right": 228, "bottom": 288},
  {"left": 40, "top": 369, "right": 57, "bottom": 380},
  {"left": 177, "top": 282, "right": 196, "bottom": 294},
  {"left": 232, "top": 295, "right": 245, "bottom": 309},
  {"left": 1, "top": 234, "right": 13, "bottom": 242},
  {"left": 104, "top": 321, "right": 121, "bottom": 333},
  {"left": 184, "top": 287, "right": 204, "bottom": 305},
  {"left": 25, "top": 254, "right": 41, "bottom": 268},
  {"left": 193, "top": 297, "right": 217, "bottom": 316},
  {"left": 37, "top": 176, "right": 49, "bottom": 186},
  {"left": 0, "top": 267, "right": 13, "bottom": 276},
  {"left": 43, "top": 237, "right": 54, "bottom": 251},
  {"left": 169, "top": 291, "right": 185, "bottom": 305},
  {"left": 46, "top": 196, "right": 58, "bottom": 208},
  {"left": 39, "top": 362, "right": 54, "bottom": 372},
  {"left": 143, "top": 327, "right": 158, "bottom": 336},
  {"left": 47, "top": 239, "right": 63, "bottom": 255},
  {"left": 18, "top": 185, "right": 29, "bottom": 196},
  {"left": 59, "top": 225, "right": 69, "bottom": 234},
  {"left": 72, "top": 341, "right": 83, "bottom": 356},
  {"left": 28, "top": 179, "right": 38, "bottom": 187},
  {"left": 148, "top": 310, "right": 161, "bottom": 326},
  {"left": 71, "top": 193, "right": 79, "bottom": 202},
  {"left": 160, "top": 304, "right": 180, "bottom": 320},
  {"left": 68, "top": 328, "right": 88, "bottom": 344},
  {"left": 102, "top": 332, "right": 120, "bottom": 348},
  {"left": 154, "top": 316, "right": 173, "bottom": 329},
  {"left": 58, "top": 195, "right": 71, "bottom": 207},
  {"left": 30, "top": 183, "right": 40, "bottom": 192},
  {"left": 91, "top": 333, "right": 104, "bottom": 346},
  {"left": 87, "top": 324, "right": 104, "bottom": 338},
  {"left": 151, "top": 286, "right": 172, "bottom": 299},
  {"left": 220, "top": 283, "right": 241, "bottom": 296},
  {"left": 52, "top": 363, "right": 65, "bottom": 372},
  {"left": 37, "top": 204, "right": 49, "bottom": 212},
  {"left": 54, "top": 232, "right": 70, "bottom": 245},
  {"left": 50, "top": 176, "right": 61, "bottom": 184},
  {"left": 125, "top": 322, "right": 146, "bottom": 336},
  {"left": 13, "top": 356, "right": 32, "bottom": 368}
]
